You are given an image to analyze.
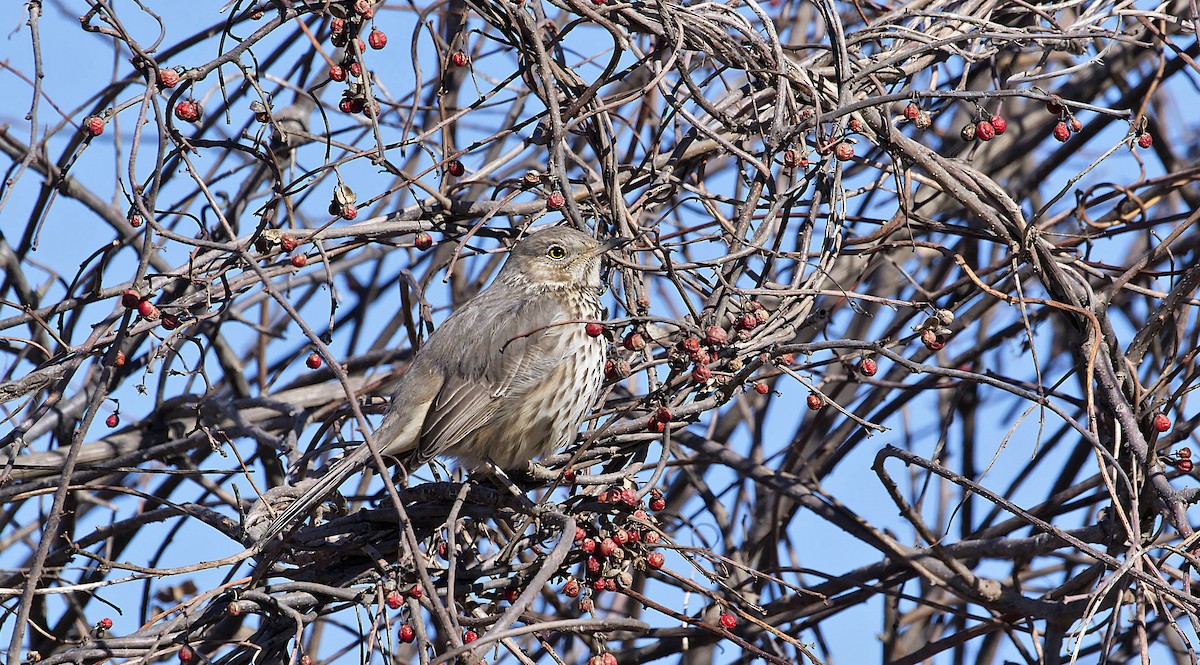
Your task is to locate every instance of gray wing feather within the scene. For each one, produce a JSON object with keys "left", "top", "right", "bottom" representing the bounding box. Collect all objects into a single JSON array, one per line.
[{"left": 411, "top": 289, "right": 570, "bottom": 459}]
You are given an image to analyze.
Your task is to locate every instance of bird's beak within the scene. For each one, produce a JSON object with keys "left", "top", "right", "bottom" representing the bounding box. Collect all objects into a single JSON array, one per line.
[{"left": 598, "top": 236, "right": 632, "bottom": 254}]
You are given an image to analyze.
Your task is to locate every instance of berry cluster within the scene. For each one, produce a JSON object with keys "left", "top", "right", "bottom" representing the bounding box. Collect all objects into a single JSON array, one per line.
[
  {"left": 959, "top": 111, "right": 1007, "bottom": 143},
  {"left": 563, "top": 484, "right": 666, "bottom": 610},
  {"left": 327, "top": 6, "right": 385, "bottom": 118}
]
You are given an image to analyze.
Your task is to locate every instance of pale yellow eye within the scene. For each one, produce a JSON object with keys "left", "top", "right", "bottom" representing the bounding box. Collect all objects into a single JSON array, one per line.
[{"left": 546, "top": 245, "right": 567, "bottom": 260}]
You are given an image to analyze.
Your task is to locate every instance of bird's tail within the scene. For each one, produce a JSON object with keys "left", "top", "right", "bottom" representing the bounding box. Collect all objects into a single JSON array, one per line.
[{"left": 259, "top": 444, "right": 375, "bottom": 543}]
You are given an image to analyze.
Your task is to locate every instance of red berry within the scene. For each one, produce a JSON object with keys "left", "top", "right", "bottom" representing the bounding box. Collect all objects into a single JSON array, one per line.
[
  {"left": 450, "top": 50, "right": 469, "bottom": 67},
  {"left": 807, "top": 393, "right": 824, "bottom": 410},
  {"left": 409, "top": 585, "right": 423, "bottom": 599},
  {"left": 704, "top": 325, "right": 729, "bottom": 347},
  {"left": 754, "top": 382, "right": 769, "bottom": 395},
  {"left": 644, "top": 531, "right": 661, "bottom": 544},
  {"left": 1152, "top": 413, "right": 1171, "bottom": 433},
  {"left": 1046, "top": 100, "right": 1064, "bottom": 115},
  {"left": 368, "top": 29, "right": 387, "bottom": 49},
  {"left": 137, "top": 300, "right": 160, "bottom": 320},
  {"left": 738, "top": 313, "right": 757, "bottom": 330},
  {"left": 719, "top": 613, "right": 737, "bottom": 629},
  {"left": 858, "top": 358, "right": 877, "bottom": 376},
  {"left": 174, "top": 100, "right": 201, "bottom": 122},
  {"left": 563, "top": 579, "right": 580, "bottom": 597},
  {"left": 614, "top": 529, "right": 630, "bottom": 545},
  {"left": 546, "top": 191, "right": 566, "bottom": 209},
  {"left": 575, "top": 526, "right": 587, "bottom": 541},
  {"left": 329, "top": 64, "right": 346, "bottom": 81},
  {"left": 340, "top": 203, "right": 357, "bottom": 220},
  {"left": 585, "top": 322, "right": 604, "bottom": 337},
  {"left": 1180, "top": 448, "right": 1192, "bottom": 459},
  {"left": 646, "top": 551, "right": 665, "bottom": 569},
  {"left": 356, "top": 38, "right": 366, "bottom": 52},
  {"left": 1137, "top": 132, "right": 1153, "bottom": 149},
  {"left": 398, "top": 624, "right": 415, "bottom": 643},
  {"left": 121, "top": 289, "right": 141, "bottom": 309},
  {"left": 279, "top": 235, "right": 298, "bottom": 252},
  {"left": 106, "top": 413, "right": 119, "bottom": 428},
  {"left": 385, "top": 590, "right": 403, "bottom": 609},
  {"left": 179, "top": 646, "right": 194, "bottom": 663},
  {"left": 581, "top": 538, "right": 595, "bottom": 553},
  {"left": 655, "top": 406, "right": 672, "bottom": 423},
  {"left": 903, "top": 102, "right": 920, "bottom": 121},
  {"left": 1052, "top": 121, "right": 1070, "bottom": 142},
  {"left": 602, "top": 653, "right": 617, "bottom": 665},
  {"left": 782, "top": 148, "right": 800, "bottom": 168},
  {"left": 692, "top": 364, "right": 711, "bottom": 383},
  {"left": 975, "top": 120, "right": 995, "bottom": 141},
  {"left": 848, "top": 117, "right": 865, "bottom": 133},
  {"left": 647, "top": 419, "right": 666, "bottom": 433},
  {"left": 834, "top": 141, "right": 854, "bottom": 161},
  {"left": 161, "top": 315, "right": 180, "bottom": 330},
  {"left": 84, "top": 116, "right": 105, "bottom": 136},
  {"left": 1179, "top": 459, "right": 1194, "bottom": 473},
  {"left": 1069, "top": 117, "right": 1082, "bottom": 133},
  {"left": 649, "top": 497, "right": 666, "bottom": 511},
  {"left": 778, "top": 352, "right": 794, "bottom": 365},
  {"left": 623, "top": 332, "right": 646, "bottom": 350},
  {"left": 129, "top": 214, "right": 142, "bottom": 227},
  {"left": 349, "top": 62, "right": 362, "bottom": 78},
  {"left": 990, "top": 115, "right": 1006, "bottom": 135},
  {"left": 414, "top": 231, "right": 433, "bottom": 250},
  {"left": 503, "top": 587, "right": 519, "bottom": 602},
  {"left": 446, "top": 159, "right": 465, "bottom": 176},
  {"left": 599, "top": 537, "right": 618, "bottom": 556},
  {"left": 114, "top": 350, "right": 126, "bottom": 367},
  {"left": 620, "top": 487, "right": 638, "bottom": 506},
  {"left": 331, "top": 17, "right": 346, "bottom": 33},
  {"left": 306, "top": 353, "right": 322, "bottom": 370},
  {"left": 156, "top": 68, "right": 179, "bottom": 88},
  {"left": 458, "top": 629, "right": 476, "bottom": 643},
  {"left": 98, "top": 617, "right": 113, "bottom": 630},
  {"left": 291, "top": 254, "right": 308, "bottom": 268}
]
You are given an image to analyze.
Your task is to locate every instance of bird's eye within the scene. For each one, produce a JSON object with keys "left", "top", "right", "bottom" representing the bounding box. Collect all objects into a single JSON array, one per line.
[{"left": 546, "top": 245, "right": 567, "bottom": 260}]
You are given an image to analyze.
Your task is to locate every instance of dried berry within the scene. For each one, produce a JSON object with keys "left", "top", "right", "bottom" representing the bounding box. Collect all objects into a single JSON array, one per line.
[
  {"left": 647, "top": 551, "right": 665, "bottom": 569},
  {"left": 834, "top": 141, "right": 854, "bottom": 161},
  {"left": 161, "top": 315, "right": 180, "bottom": 330},
  {"left": 563, "top": 579, "right": 581, "bottom": 597},
  {"left": 546, "top": 191, "right": 566, "bottom": 210},
  {"left": 975, "top": 120, "right": 995, "bottom": 141},
  {"left": 1052, "top": 121, "right": 1070, "bottom": 142},
  {"left": 340, "top": 203, "right": 358, "bottom": 220},
  {"left": 329, "top": 64, "right": 346, "bottom": 82},
  {"left": 705, "top": 325, "right": 729, "bottom": 347},
  {"left": 385, "top": 591, "right": 403, "bottom": 609},
  {"left": 156, "top": 68, "right": 180, "bottom": 88},
  {"left": 914, "top": 110, "right": 932, "bottom": 130},
  {"left": 960, "top": 123, "right": 976, "bottom": 141},
  {"left": 903, "top": 102, "right": 920, "bottom": 121},
  {"left": 692, "top": 365, "right": 712, "bottom": 383},
  {"left": 1179, "top": 459, "right": 1194, "bottom": 473},
  {"left": 174, "top": 100, "right": 201, "bottom": 123},
  {"left": 858, "top": 357, "right": 878, "bottom": 376},
  {"left": 121, "top": 290, "right": 141, "bottom": 309},
  {"left": 990, "top": 114, "right": 1006, "bottom": 135},
  {"left": 623, "top": 332, "right": 646, "bottom": 351},
  {"left": 368, "top": 29, "right": 387, "bottom": 50},
  {"left": 1137, "top": 132, "right": 1153, "bottom": 149},
  {"left": 138, "top": 300, "right": 160, "bottom": 320}
]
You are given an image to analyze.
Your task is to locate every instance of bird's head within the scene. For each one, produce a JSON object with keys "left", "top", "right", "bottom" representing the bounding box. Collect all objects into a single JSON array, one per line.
[{"left": 500, "top": 227, "right": 629, "bottom": 292}]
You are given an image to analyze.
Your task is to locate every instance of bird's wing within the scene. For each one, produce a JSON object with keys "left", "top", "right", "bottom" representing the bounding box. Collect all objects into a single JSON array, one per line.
[{"left": 412, "top": 292, "right": 571, "bottom": 460}]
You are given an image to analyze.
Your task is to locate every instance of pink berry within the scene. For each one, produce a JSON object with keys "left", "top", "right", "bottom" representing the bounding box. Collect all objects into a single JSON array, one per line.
[
  {"left": 547, "top": 191, "right": 566, "bottom": 210},
  {"left": 340, "top": 203, "right": 357, "bottom": 220},
  {"left": 1179, "top": 459, "right": 1194, "bottom": 473},
  {"left": 157, "top": 68, "right": 180, "bottom": 88}
]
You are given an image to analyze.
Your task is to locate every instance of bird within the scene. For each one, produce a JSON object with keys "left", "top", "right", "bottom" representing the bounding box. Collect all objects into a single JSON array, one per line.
[{"left": 259, "top": 226, "right": 629, "bottom": 542}]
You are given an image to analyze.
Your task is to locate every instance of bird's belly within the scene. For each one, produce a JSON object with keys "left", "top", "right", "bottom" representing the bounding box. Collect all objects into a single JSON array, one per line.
[{"left": 456, "top": 338, "right": 604, "bottom": 469}]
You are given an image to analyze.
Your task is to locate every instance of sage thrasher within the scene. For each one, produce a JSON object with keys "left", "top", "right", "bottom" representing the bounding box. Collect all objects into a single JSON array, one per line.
[{"left": 260, "top": 226, "right": 629, "bottom": 541}]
